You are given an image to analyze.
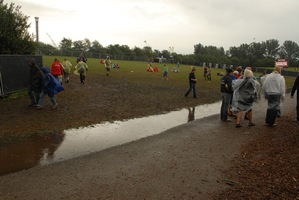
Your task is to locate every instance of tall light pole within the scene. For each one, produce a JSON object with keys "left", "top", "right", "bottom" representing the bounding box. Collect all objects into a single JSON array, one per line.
[{"left": 34, "top": 17, "right": 39, "bottom": 43}]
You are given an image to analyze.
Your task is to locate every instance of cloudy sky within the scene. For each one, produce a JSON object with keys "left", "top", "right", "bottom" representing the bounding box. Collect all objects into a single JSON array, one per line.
[{"left": 4, "top": 0, "right": 299, "bottom": 54}]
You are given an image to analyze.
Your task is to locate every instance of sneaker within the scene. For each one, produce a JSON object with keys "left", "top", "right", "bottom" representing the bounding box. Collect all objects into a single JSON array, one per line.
[{"left": 266, "top": 123, "right": 276, "bottom": 127}]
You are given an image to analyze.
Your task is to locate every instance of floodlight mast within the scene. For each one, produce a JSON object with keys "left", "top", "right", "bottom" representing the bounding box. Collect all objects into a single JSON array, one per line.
[{"left": 34, "top": 17, "right": 39, "bottom": 43}]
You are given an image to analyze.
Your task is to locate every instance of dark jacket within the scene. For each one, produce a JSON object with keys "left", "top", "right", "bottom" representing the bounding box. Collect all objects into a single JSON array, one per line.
[
  {"left": 220, "top": 74, "right": 233, "bottom": 94},
  {"left": 291, "top": 75, "right": 299, "bottom": 97},
  {"left": 189, "top": 72, "right": 196, "bottom": 84},
  {"left": 29, "top": 63, "right": 42, "bottom": 93}
]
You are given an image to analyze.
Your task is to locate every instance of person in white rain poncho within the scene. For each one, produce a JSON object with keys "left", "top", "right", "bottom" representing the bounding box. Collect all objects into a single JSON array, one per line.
[
  {"left": 262, "top": 66, "right": 286, "bottom": 127},
  {"left": 232, "top": 69, "right": 260, "bottom": 128}
]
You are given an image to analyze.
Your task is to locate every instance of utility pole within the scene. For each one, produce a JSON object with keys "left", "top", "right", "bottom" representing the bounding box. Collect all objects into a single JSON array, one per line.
[{"left": 35, "top": 17, "right": 39, "bottom": 54}]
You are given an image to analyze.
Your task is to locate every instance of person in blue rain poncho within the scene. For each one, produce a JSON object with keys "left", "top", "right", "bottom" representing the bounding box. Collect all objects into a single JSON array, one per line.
[
  {"left": 36, "top": 67, "right": 64, "bottom": 110},
  {"left": 231, "top": 69, "right": 260, "bottom": 128}
]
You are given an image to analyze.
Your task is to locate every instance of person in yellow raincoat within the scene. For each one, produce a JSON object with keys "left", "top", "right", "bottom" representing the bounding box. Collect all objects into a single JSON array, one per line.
[
  {"left": 104, "top": 56, "right": 111, "bottom": 76},
  {"left": 74, "top": 58, "right": 88, "bottom": 84},
  {"left": 62, "top": 58, "right": 72, "bottom": 83}
]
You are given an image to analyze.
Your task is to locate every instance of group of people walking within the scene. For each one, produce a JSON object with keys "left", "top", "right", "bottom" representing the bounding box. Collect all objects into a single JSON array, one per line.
[
  {"left": 28, "top": 56, "right": 89, "bottom": 110},
  {"left": 28, "top": 56, "right": 299, "bottom": 123},
  {"left": 28, "top": 59, "right": 64, "bottom": 110},
  {"left": 220, "top": 65, "right": 299, "bottom": 127},
  {"left": 28, "top": 55, "right": 113, "bottom": 109}
]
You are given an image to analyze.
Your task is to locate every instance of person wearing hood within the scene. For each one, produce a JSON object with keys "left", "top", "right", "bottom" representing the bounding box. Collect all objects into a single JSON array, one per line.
[
  {"left": 62, "top": 58, "right": 72, "bottom": 83},
  {"left": 74, "top": 58, "right": 88, "bottom": 84},
  {"left": 232, "top": 69, "right": 260, "bottom": 128},
  {"left": 27, "top": 59, "right": 42, "bottom": 107},
  {"left": 36, "top": 67, "right": 64, "bottom": 110},
  {"left": 51, "top": 58, "right": 64, "bottom": 84}
]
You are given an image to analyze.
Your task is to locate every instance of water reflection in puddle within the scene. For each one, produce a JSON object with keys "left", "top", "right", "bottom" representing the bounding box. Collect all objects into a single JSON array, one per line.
[{"left": 0, "top": 101, "right": 221, "bottom": 175}]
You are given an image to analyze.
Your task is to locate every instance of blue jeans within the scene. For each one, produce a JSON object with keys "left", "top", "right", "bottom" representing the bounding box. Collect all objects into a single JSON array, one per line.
[
  {"left": 266, "top": 94, "right": 281, "bottom": 125},
  {"left": 28, "top": 88, "right": 40, "bottom": 105},
  {"left": 220, "top": 93, "right": 232, "bottom": 121},
  {"left": 185, "top": 83, "right": 196, "bottom": 98},
  {"left": 80, "top": 74, "right": 86, "bottom": 83},
  {"left": 37, "top": 91, "right": 57, "bottom": 107}
]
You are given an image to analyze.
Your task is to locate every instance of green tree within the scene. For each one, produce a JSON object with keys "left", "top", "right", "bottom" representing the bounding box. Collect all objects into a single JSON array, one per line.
[
  {"left": 161, "top": 49, "right": 170, "bottom": 59},
  {"left": 133, "top": 47, "right": 143, "bottom": 56},
  {"left": 262, "top": 39, "right": 280, "bottom": 59},
  {"left": 194, "top": 43, "right": 205, "bottom": 55},
  {"left": 72, "top": 40, "right": 86, "bottom": 54},
  {"left": 143, "top": 46, "right": 154, "bottom": 59},
  {"left": 84, "top": 38, "right": 91, "bottom": 51},
  {"left": 118, "top": 45, "right": 133, "bottom": 56},
  {"left": 89, "top": 40, "right": 105, "bottom": 57},
  {"left": 38, "top": 42, "right": 56, "bottom": 55},
  {"left": 58, "top": 37, "right": 72, "bottom": 56},
  {"left": 248, "top": 42, "right": 265, "bottom": 59},
  {"left": 106, "top": 44, "right": 123, "bottom": 56},
  {"left": 59, "top": 37, "right": 72, "bottom": 51},
  {"left": 279, "top": 40, "right": 299, "bottom": 66},
  {"left": 0, "top": 0, "right": 36, "bottom": 54}
]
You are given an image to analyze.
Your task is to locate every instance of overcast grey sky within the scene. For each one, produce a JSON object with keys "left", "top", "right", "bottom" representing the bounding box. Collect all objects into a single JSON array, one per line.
[{"left": 5, "top": 0, "right": 299, "bottom": 54}]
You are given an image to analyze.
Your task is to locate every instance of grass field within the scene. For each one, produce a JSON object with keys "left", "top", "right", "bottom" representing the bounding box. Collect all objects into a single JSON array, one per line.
[
  {"left": 43, "top": 55, "right": 296, "bottom": 90},
  {"left": 5, "top": 56, "right": 297, "bottom": 101}
]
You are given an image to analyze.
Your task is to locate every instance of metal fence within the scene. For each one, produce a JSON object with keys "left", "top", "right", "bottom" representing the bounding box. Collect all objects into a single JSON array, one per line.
[
  {"left": 252, "top": 67, "right": 299, "bottom": 77},
  {"left": 0, "top": 55, "right": 43, "bottom": 97}
]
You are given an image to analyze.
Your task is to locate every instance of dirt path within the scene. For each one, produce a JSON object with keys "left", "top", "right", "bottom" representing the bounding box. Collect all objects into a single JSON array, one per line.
[{"left": 0, "top": 97, "right": 296, "bottom": 199}]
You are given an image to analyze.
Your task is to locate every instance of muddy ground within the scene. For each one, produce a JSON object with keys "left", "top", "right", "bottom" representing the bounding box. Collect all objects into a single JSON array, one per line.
[
  {"left": 0, "top": 72, "right": 218, "bottom": 142},
  {"left": 0, "top": 72, "right": 298, "bottom": 199}
]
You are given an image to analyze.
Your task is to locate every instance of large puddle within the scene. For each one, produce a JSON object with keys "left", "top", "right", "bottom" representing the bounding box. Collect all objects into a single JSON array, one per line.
[{"left": 0, "top": 102, "right": 221, "bottom": 176}]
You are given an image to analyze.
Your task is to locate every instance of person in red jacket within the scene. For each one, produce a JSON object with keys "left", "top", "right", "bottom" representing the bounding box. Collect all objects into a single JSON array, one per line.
[{"left": 51, "top": 58, "right": 64, "bottom": 84}]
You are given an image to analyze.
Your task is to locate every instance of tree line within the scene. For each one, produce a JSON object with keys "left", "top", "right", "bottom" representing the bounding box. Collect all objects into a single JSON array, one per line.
[{"left": 1, "top": 0, "right": 299, "bottom": 67}]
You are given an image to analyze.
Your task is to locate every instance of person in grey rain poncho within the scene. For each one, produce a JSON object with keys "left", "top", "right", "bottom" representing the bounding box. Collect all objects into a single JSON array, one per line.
[
  {"left": 232, "top": 69, "right": 260, "bottom": 128},
  {"left": 262, "top": 66, "right": 286, "bottom": 127}
]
